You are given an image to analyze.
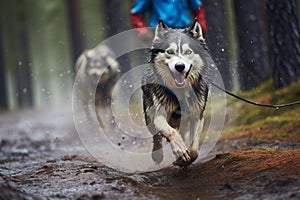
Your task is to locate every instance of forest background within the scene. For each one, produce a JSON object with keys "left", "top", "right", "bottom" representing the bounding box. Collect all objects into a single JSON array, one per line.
[{"left": 1, "top": 0, "right": 300, "bottom": 110}]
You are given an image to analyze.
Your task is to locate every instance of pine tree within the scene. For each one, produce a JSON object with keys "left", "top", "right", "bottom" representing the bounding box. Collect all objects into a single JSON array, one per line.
[
  {"left": 267, "top": 0, "right": 300, "bottom": 88},
  {"left": 234, "top": 0, "right": 270, "bottom": 90}
]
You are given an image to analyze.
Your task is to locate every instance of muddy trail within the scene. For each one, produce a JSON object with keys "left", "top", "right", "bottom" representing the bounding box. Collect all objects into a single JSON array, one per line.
[{"left": 0, "top": 106, "right": 300, "bottom": 200}]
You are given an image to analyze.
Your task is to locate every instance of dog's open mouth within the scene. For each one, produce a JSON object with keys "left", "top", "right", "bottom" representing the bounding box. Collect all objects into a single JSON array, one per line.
[{"left": 173, "top": 72, "right": 187, "bottom": 87}]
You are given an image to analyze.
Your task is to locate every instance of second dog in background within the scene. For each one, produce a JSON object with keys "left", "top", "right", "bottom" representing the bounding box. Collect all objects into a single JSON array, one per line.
[{"left": 75, "top": 45, "right": 120, "bottom": 131}]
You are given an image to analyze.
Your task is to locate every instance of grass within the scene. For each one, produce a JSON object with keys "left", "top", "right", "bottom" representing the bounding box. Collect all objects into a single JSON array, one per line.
[
  {"left": 222, "top": 79, "right": 300, "bottom": 141},
  {"left": 223, "top": 155, "right": 240, "bottom": 165}
]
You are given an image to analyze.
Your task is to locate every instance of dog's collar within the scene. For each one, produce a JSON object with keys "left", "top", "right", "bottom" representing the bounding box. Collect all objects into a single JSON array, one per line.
[{"left": 160, "top": 84, "right": 176, "bottom": 97}]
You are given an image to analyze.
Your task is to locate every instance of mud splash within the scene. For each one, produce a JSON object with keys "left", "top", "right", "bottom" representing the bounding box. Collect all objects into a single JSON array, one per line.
[
  {"left": 0, "top": 107, "right": 299, "bottom": 199},
  {"left": 0, "top": 134, "right": 221, "bottom": 199},
  {"left": 0, "top": 107, "right": 221, "bottom": 199}
]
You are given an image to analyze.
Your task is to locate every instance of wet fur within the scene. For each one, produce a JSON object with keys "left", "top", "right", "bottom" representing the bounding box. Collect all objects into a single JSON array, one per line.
[{"left": 142, "top": 19, "right": 214, "bottom": 166}]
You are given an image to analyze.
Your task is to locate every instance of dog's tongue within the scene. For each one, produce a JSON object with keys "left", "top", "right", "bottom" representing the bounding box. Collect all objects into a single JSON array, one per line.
[{"left": 174, "top": 72, "right": 186, "bottom": 87}]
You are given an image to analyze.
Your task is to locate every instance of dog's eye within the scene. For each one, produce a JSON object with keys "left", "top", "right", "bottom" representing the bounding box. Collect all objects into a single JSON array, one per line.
[
  {"left": 184, "top": 50, "right": 193, "bottom": 55},
  {"left": 166, "top": 50, "right": 175, "bottom": 55}
]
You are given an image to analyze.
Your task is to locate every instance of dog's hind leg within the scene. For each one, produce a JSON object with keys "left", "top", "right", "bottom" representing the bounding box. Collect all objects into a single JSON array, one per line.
[
  {"left": 151, "top": 133, "right": 163, "bottom": 164},
  {"left": 95, "top": 105, "right": 110, "bottom": 132},
  {"left": 189, "top": 118, "right": 204, "bottom": 160},
  {"left": 143, "top": 106, "right": 165, "bottom": 164}
]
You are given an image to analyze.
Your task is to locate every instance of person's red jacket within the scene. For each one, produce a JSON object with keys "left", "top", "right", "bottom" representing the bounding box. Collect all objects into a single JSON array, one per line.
[
  {"left": 130, "top": 13, "right": 149, "bottom": 36},
  {"left": 193, "top": 6, "right": 207, "bottom": 33}
]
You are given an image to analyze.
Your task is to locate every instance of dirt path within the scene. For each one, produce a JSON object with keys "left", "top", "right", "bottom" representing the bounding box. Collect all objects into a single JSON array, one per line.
[{"left": 0, "top": 107, "right": 299, "bottom": 199}]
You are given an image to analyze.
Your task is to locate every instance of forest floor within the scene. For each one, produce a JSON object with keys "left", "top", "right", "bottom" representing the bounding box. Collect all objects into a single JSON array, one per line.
[{"left": 0, "top": 80, "right": 300, "bottom": 200}]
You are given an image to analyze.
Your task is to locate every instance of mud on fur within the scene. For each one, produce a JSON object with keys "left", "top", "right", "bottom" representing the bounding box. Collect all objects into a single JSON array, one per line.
[{"left": 142, "top": 19, "right": 216, "bottom": 167}]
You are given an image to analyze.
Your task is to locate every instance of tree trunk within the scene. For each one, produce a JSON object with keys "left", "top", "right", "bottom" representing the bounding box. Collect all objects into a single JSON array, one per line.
[
  {"left": 67, "top": 0, "right": 84, "bottom": 68},
  {"left": 267, "top": 0, "right": 300, "bottom": 89},
  {"left": 1, "top": 0, "right": 33, "bottom": 108},
  {"left": 102, "top": 0, "right": 124, "bottom": 37},
  {"left": 18, "top": 0, "right": 33, "bottom": 108},
  {"left": 234, "top": 0, "right": 270, "bottom": 90},
  {"left": 202, "top": 0, "right": 232, "bottom": 90},
  {"left": 0, "top": 23, "right": 8, "bottom": 109},
  {"left": 102, "top": 0, "right": 132, "bottom": 73}
]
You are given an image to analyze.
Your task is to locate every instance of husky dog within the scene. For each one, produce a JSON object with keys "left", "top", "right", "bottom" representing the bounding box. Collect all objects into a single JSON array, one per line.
[
  {"left": 142, "top": 19, "right": 214, "bottom": 167},
  {"left": 75, "top": 45, "right": 120, "bottom": 131}
]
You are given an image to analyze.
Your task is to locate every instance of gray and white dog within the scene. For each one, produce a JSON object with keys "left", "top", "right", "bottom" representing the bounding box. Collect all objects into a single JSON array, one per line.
[
  {"left": 142, "top": 19, "right": 215, "bottom": 167},
  {"left": 75, "top": 45, "right": 120, "bottom": 131}
]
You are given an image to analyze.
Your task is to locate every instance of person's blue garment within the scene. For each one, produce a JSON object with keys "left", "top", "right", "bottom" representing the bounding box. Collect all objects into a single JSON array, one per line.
[{"left": 131, "top": 0, "right": 201, "bottom": 28}]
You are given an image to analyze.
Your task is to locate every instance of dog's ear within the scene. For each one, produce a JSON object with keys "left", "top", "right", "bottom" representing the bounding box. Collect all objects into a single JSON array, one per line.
[
  {"left": 154, "top": 19, "right": 169, "bottom": 42},
  {"left": 188, "top": 18, "right": 204, "bottom": 41},
  {"left": 84, "top": 49, "right": 96, "bottom": 59},
  {"left": 105, "top": 56, "right": 120, "bottom": 72}
]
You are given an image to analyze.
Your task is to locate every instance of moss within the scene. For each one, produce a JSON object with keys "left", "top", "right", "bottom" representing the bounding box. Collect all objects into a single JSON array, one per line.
[
  {"left": 222, "top": 155, "right": 240, "bottom": 166},
  {"left": 222, "top": 79, "right": 300, "bottom": 142}
]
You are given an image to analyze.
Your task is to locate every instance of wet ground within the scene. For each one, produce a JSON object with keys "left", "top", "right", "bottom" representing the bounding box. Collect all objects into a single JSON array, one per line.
[{"left": 0, "top": 107, "right": 299, "bottom": 199}]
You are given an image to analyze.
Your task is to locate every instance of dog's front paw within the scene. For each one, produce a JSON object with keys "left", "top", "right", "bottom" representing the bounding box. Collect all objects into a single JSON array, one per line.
[
  {"left": 173, "top": 150, "right": 198, "bottom": 167},
  {"left": 168, "top": 131, "right": 191, "bottom": 162}
]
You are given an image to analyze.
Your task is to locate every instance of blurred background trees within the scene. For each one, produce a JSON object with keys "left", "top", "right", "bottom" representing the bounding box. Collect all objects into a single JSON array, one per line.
[
  {"left": 0, "top": 0, "right": 300, "bottom": 110},
  {"left": 203, "top": 0, "right": 232, "bottom": 90},
  {"left": 267, "top": 0, "right": 300, "bottom": 89},
  {"left": 233, "top": 0, "right": 270, "bottom": 90}
]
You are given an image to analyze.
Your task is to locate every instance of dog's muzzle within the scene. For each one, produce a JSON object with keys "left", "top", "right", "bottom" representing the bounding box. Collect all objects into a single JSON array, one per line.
[
  {"left": 173, "top": 62, "right": 191, "bottom": 87},
  {"left": 175, "top": 62, "right": 185, "bottom": 72}
]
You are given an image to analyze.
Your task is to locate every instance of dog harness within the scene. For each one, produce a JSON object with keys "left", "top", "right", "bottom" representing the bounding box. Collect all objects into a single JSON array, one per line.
[{"left": 159, "top": 84, "right": 192, "bottom": 118}]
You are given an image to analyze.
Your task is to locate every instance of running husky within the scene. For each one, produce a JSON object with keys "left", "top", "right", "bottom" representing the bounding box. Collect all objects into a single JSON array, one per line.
[
  {"left": 142, "top": 19, "right": 214, "bottom": 167},
  {"left": 75, "top": 45, "right": 120, "bottom": 131}
]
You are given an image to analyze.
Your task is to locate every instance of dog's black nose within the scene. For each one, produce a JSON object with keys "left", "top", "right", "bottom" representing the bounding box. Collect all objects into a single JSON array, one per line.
[
  {"left": 175, "top": 63, "right": 185, "bottom": 72},
  {"left": 91, "top": 73, "right": 99, "bottom": 81}
]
